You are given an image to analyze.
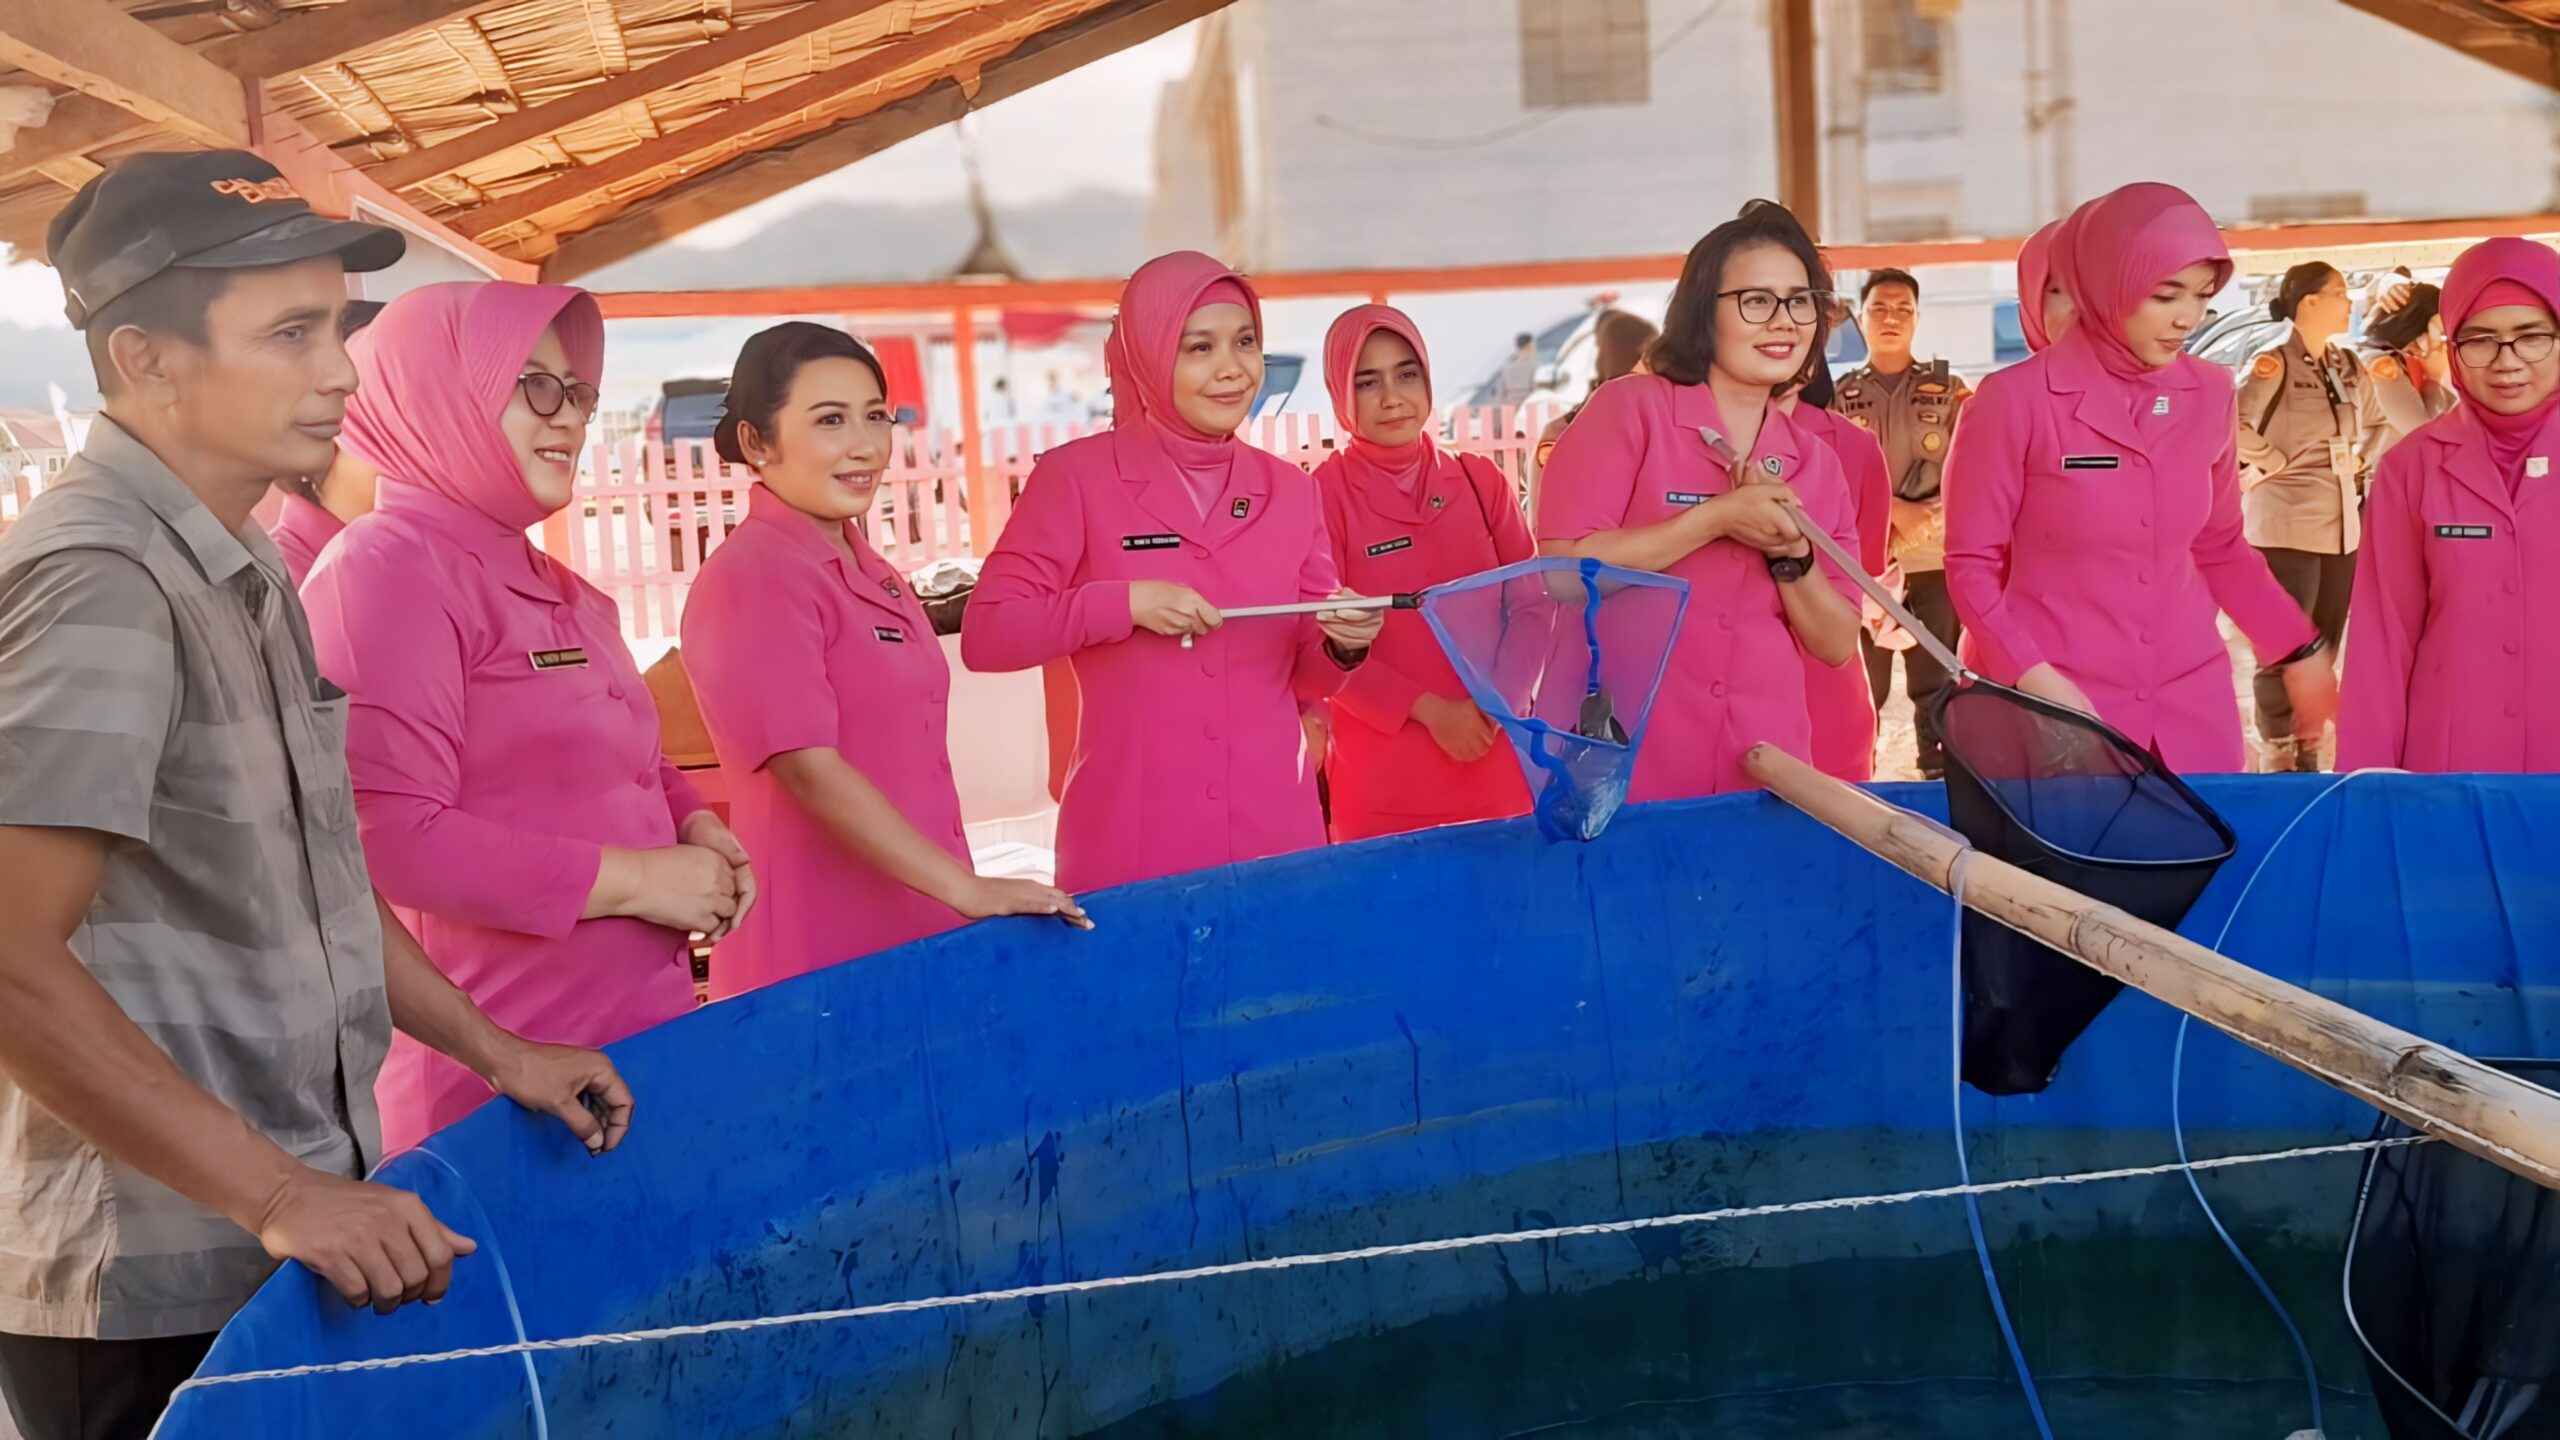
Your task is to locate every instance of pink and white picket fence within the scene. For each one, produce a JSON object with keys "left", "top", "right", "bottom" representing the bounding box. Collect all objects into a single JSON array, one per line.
[{"left": 547, "top": 404, "right": 1559, "bottom": 641}]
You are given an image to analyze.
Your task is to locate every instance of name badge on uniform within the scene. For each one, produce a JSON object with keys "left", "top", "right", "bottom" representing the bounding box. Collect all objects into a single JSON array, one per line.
[
  {"left": 873, "top": 625, "right": 908, "bottom": 643},
  {"left": 1231, "top": 497, "right": 1252, "bottom": 519},
  {"left": 2062, "top": 456, "right": 2121, "bottom": 471},
  {"left": 2435, "top": 524, "right": 2494, "bottom": 540},
  {"left": 2531, "top": 457, "right": 2551, "bottom": 479},
  {"left": 2327, "top": 438, "right": 2355, "bottom": 483},
  {"left": 529, "top": 647, "right": 588, "bottom": 671},
  {"left": 1365, "top": 536, "right": 1414, "bottom": 558},
  {"left": 2152, "top": 396, "right": 2172, "bottom": 416},
  {"left": 1121, "top": 533, "right": 1183, "bottom": 551},
  {"left": 1666, "top": 491, "right": 1712, "bottom": 506}
]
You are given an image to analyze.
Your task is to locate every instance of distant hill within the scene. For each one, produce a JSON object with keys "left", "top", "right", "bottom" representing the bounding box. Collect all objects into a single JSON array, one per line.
[{"left": 580, "top": 188, "right": 1149, "bottom": 291}]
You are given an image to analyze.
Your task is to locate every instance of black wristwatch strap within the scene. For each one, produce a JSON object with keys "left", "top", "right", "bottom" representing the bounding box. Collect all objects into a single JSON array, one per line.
[
  {"left": 1767, "top": 552, "right": 1812, "bottom": 583},
  {"left": 2272, "top": 634, "right": 2329, "bottom": 668}
]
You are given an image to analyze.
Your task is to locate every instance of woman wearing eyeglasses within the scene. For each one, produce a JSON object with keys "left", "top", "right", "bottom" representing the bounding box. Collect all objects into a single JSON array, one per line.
[
  {"left": 302, "top": 283, "right": 753, "bottom": 1150},
  {"left": 2341, "top": 237, "right": 2560, "bottom": 773},
  {"left": 1536, "top": 201, "right": 1863, "bottom": 800},
  {"left": 1944, "top": 182, "right": 2336, "bottom": 775}
]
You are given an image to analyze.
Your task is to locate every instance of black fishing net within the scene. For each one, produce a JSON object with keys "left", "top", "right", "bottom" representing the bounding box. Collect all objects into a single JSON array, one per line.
[
  {"left": 1930, "top": 679, "right": 2236, "bottom": 1095},
  {"left": 2348, "top": 1059, "right": 2560, "bottom": 1440}
]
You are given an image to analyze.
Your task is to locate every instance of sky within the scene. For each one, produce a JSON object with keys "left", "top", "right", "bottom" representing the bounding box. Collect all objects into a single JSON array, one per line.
[{"left": 0, "top": 23, "right": 1204, "bottom": 335}]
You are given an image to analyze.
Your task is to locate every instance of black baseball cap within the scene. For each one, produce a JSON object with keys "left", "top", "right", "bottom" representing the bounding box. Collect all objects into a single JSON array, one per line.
[{"left": 46, "top": 150, "right": 406, "bottom": 330}]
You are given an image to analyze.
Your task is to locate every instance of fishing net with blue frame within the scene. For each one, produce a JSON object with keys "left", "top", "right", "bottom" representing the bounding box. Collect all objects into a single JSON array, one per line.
[{"left": 1416, "top": 556, "right": 1688, "bottom": 842}]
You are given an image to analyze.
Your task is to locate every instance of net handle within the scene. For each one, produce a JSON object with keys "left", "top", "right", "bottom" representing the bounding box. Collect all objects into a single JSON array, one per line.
[
  {"left": 1696, "top": 425, "right": 1971, "bottom": 681},
  {"left": 1217, "top": 595, "right": 1416, "bottom": 621}
]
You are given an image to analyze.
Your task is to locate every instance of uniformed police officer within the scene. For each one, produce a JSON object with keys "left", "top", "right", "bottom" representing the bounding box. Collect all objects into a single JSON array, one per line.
[
  {"left": 2235, "top": 261, "right": 2366, "bottom": 771},
  {"left": 1836, "top": 267, "right": 1968, "bottom": 778},
  {"left": 2354, "top": 281, "right": 2455, "bottom": 471}
]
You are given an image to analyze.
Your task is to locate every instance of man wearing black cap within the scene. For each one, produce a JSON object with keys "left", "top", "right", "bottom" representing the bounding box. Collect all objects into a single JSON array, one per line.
[{"left": 0, "top": 151, "right": 636, "bottom": 1439}]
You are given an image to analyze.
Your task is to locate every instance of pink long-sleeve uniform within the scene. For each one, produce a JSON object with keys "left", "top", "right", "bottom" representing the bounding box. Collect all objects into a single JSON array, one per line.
[
  {"left": 1311, "top": 304, "right": 1533, "bottom": 839},
  {"left": 1534, "top": 373, "right": 1865, "bottom": 801},
  {"left": 2339, "top": 236, "right": 2560, "bottom": 773},
  {"left": 301, "top": 283, "right": 699, "bottom": 1151},
  {"left": 268, "top": 490, "right": 342, "bottom": 588},
  {"left": 1943, "top": 184, "right": 2313, "bottom": 774},
  {"left": 1789, "top": 402, "right": 1891, "bottom": 781},
  {"left": 962, "top": 252, "right": 1352, "bottom": 892},
  {"left": 681, "top": 485, "right": 971, "bottom": 995}
]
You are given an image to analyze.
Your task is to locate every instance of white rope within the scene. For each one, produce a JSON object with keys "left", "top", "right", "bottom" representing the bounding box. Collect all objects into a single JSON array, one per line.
[{"left": 171, "top": 1133, "right": 2429, "bottom": 1395}]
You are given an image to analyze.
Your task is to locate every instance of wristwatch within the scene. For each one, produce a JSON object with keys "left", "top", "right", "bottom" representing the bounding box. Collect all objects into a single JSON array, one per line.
[
  {"left": 1767, "top": 551, "right": 1812, "bottom": 583},
  {"left": 2273, "top": 634, "right": 2330, "bottom": 668}
]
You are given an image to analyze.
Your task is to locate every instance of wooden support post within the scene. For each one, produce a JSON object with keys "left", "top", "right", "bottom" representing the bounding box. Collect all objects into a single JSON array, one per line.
[
  {"left": 952, "top": 305, "right": 998, "bottom": 557},
  {"left": 1768, "top": 0, "right": 1821, "bottom": 236},
  {"left": 1740, "top": 742, "right": 2560, "bottom": 1192}
]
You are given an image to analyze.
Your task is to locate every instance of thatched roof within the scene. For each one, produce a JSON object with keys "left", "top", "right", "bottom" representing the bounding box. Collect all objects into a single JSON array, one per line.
[{"left": 0, "top": 0, "right": 1222, "bottom": 278}]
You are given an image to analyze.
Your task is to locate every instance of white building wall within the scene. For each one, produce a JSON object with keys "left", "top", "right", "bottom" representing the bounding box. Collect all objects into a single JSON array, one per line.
[{"left": 1152, "top": 0, "right": 2560, "bottom": 267}]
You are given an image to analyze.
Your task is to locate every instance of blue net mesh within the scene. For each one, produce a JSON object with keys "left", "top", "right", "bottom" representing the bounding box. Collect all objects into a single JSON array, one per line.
[{"left": 1417, "top": 557, "right": 1689, "bottom": 841}]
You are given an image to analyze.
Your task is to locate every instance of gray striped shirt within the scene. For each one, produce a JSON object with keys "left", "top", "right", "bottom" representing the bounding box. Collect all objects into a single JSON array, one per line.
[{"left": 0, "top": 419, "right": 389, "bottom": 1340}]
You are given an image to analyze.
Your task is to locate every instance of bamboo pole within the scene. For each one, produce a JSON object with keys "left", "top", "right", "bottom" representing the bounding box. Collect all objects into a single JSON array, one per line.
[{"left": 1740, "top": 742, "right": 2560, "bottom": 1191}]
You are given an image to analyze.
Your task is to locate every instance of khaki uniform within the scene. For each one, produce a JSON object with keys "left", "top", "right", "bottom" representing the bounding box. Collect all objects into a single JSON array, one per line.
[
  {"left": 1836, "top": 358, "right": 1970, "bottom": 776},
  {"left": 2353, "top": 343, "right": 2455, "bottom": 472},
  {"left": 2234, "top": 328, "right": 2368, "bottom": 761},
  {"left": 1834, "top": 358, "right": 1970, "bottom": 571},
  {"left": 2235, "top": 332, "right": 2367, "bottom": 555}
]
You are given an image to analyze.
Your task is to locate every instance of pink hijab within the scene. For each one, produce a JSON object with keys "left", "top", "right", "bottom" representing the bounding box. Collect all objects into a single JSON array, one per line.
[
  {"left": 2017, "top": 219, "right": 2064, "bottom": 352},
  {"left": 2049, "top": 182, "right": 2231, "bottom": 383},
  {"left": 340, "top": 281, "right": 605, "bottom": 535},
  {"left": 1322, "top": 303, "right": 1439, "bottom": 496},
  {"left": 1106, "top": 251, "right": 1260, "bottom": 515},
  {"left": 2439, "top": 236, "right": 2560, "bottom": 479}
]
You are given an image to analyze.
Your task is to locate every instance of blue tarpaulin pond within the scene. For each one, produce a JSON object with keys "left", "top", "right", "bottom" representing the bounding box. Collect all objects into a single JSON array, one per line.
[{"left": 155, "top": 775, "right": 2560, "bottom": 1438}]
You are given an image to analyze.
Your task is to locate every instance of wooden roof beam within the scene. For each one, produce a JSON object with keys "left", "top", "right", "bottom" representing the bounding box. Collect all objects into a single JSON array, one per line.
[
  {"left": 461, "top": 0, "right": 1098, "bottom": 243},
  {"left": 0, "top": 0, "right": 250, "bottom": 148},
  {"left": 368, "top": 0, "right": 903, "bottom": 192},
  {"left": 544, "top": 0, "right": 1235, "bottom": 280},
  {"left": 200, "top": 0, "right": 517, "bottom": 81},
  {"left": 0, "top": 0, "right": 514, "bottom": 188},
  {"left": 2334, "top": 0, "right": 2560, "bottom": 87}
]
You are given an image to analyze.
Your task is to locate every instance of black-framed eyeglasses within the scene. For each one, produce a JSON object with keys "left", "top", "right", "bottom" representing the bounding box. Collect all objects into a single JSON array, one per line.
[
  {"left": 2453, "top": 331, "right": 2559, "bottom": 369},
  {"left": 1719, "top": 288, "right": 1836, "bottom": 326},
  {"left": 518, "top": 370, "right": 600, "bottom": 418}
]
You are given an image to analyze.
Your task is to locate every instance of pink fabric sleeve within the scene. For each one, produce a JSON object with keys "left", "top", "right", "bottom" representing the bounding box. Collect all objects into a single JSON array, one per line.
[
  {"left": 303, "top": 558, "right": 600, "bottom": 941},
  {"left": 661, "top": 764, "right": 707, "bottom": 828},
  {"left": 1471, "top": 452, "right": 1540, "bottom": 568},
  {"left": 2193, "top": 406, "right": 2320, "bottom": 660},
  {"left": 1793, "top": 439, "right": 1866, "bottom": 611},
  {"left": 961, "top": 451, "right": 1136, "bottom": 672},
  {"left": 1321, "top": 480, "right": 1428, "bottom": 728},
  {"left": 1290, "top": 488, "right": 1355, "bottom": 704},
  {"left": 1535, "top": 380, "right": 1645, "bottom": 543},
  {"left": 1941, "top": 375, "right": 2049, "bottom": 682},
  {"left": 2336, "top": 448, "right": 2427, "bottom": 770},
  {"left": 680, "top": 565, "right": 842, "bottom": 773},
  {"left": 1839, "top": 424, "right": 1893, "bottom": 575}
]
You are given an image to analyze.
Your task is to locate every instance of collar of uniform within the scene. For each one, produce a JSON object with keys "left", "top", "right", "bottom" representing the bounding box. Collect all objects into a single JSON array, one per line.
[
  {"left": 742, "top": 481, "right": 855, "bottom": 566},
  {"left": 79, "top": 416, "right": 265, "bottom": 587},
  {"left": 2040, "top": 337, "right": 2202, "bottom": 395},
  {"left": 370, "top": 480, "right": 564, "bottom": 604},
  {"left": 1668, "top": 381, "right": 1803, "bottom": 466}
]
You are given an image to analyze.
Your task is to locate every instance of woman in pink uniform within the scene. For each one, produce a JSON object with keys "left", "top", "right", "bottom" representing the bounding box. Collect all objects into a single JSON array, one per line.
[
  {"left": 1312, "top": 304, "right": 1533, "bottom": 838},
  {"left": 2016, "top": 218, "right": 2075, "bottom": 354},
  {"left": 1780, "top": 376, "right": 1892, "bottom": 781},
  {"left": 681, "top": 324, "right": 1085, "bottom": 998},
  {"left": 303, "top": 282, "right": 752, "bottom": 1150},
  {"left": 2340, "top": 236, "right": 2560, "bottom": 773},
  {"left": 1535, "top": 201, "right": 1864, "bottom": 800},
  {"left": 1943, "top": 182, "right": 2336, "bottom": 773},
  {"left": 962, "top": 252, "right": 1384, "bottom": 892}
]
